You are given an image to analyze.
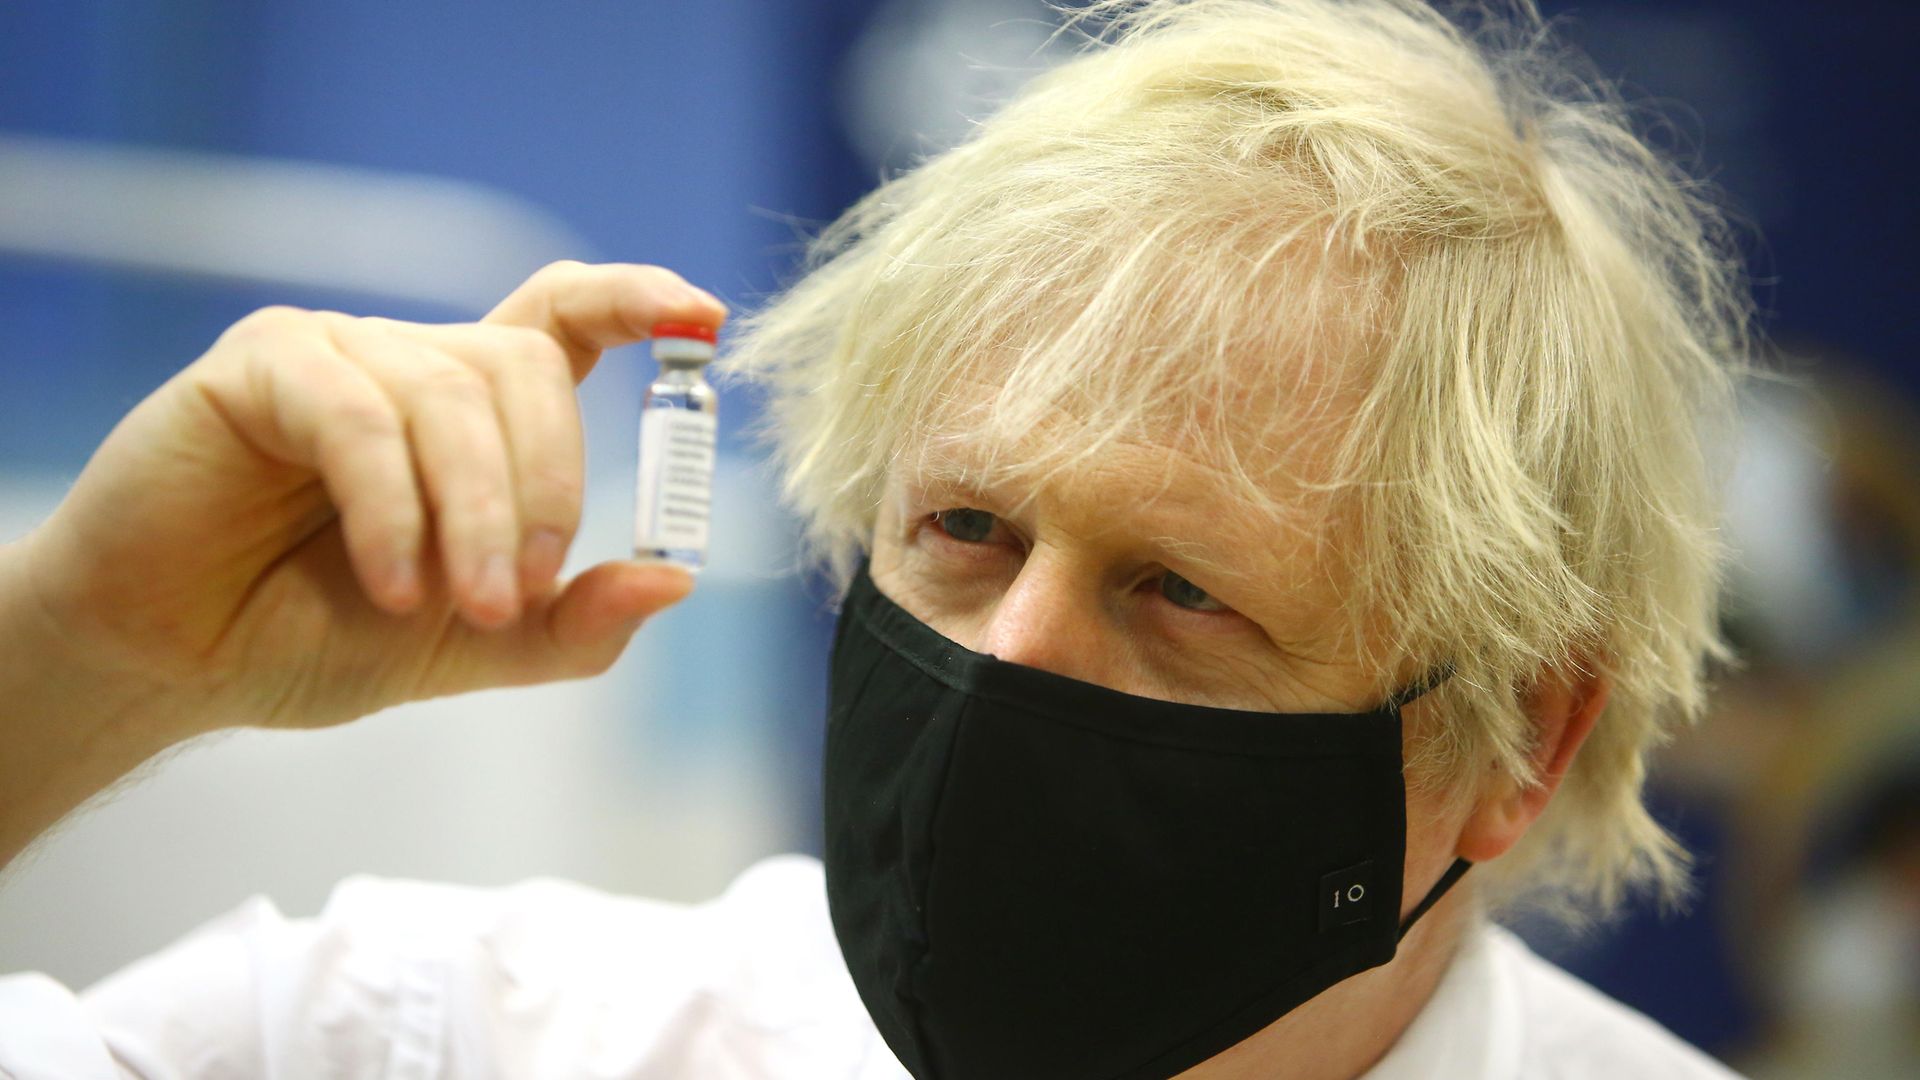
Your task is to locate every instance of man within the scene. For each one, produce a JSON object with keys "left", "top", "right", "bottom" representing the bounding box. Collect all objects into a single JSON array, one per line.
[{"left": 0, "top": 1, "right": 1749, "bottom": 1076}]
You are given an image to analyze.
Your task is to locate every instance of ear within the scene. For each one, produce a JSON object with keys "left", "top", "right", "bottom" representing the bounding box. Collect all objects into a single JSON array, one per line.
[{"left": 1455, "top": 663, "right": 1610, "bottom": 864}]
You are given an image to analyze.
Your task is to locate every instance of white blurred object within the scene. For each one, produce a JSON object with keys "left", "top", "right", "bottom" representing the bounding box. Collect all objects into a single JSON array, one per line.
[
  {"left": 1762, "top": 868, "right": 1920, "bottom": 1080},
  {"left": 0, "top": 131, "right": 586, "bottom": 312},
  {"left": 1721, "top": 382, "right": 1852, "bottom": 665},
  {"left": 839, "top": 0, "right": 1062, "bottom": 170}
]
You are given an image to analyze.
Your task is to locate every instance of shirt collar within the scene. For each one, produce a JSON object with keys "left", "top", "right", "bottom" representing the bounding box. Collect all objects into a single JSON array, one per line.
[{"left": 1357, "top": 918, "right": 1522, "bottom": 1080}]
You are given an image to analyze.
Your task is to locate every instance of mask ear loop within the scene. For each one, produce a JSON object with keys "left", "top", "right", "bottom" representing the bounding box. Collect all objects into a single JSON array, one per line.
[
  {"left": 1396, "top": 859, "right": 1472, "bottom": 941},
  {"left": 1386, "top": 660, "right": 1472, "bottom": 942},
  {"left": 1384, "top": 661, "right": 1456, "bottom": 709}
]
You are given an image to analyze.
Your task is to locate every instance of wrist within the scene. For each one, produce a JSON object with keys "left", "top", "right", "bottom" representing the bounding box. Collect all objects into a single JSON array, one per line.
[
  {"left": 0, "top": 531, "right": 202, "bottom": 869},
  {"left": 2, "top": 527, "right": 208, "bottom": 729}
]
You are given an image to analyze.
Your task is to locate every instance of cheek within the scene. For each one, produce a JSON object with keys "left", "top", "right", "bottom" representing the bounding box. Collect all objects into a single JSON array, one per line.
[
  {"left": 866, "top": 530, "right": 996, "bottom": 650},
  {"left": 1398, "top": 761, "right": 1472, "bottom": 917},
  {"left": 867, "top": 508, "right": 904, "bottom": 576}
]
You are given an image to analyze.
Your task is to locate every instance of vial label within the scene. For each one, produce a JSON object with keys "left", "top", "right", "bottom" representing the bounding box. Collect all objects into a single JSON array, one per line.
[{"left": 634, "top": 408, "right": 717, "bottom": 554}]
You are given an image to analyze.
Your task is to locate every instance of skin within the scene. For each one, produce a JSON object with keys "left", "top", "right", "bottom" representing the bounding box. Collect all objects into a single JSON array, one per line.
[
  {"left": 1, "top": 259, "right": 1605, "bottom": 1078},
  {"left": 0, "top": 261, "right": 722, "bottom": 871},
  {"left": 870, "top": 434, "right": 1608, "bottom": 1080}
]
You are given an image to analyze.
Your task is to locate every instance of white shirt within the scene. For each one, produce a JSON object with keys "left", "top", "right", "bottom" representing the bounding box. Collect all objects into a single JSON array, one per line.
[{"left": 0, "top": 855, "right": 1743, "bottom": 1079}]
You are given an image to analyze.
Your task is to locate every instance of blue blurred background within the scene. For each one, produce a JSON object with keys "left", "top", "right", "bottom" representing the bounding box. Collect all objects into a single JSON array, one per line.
[{"left": 2, "top": 2, "right": 1916, "bottom": 1075}]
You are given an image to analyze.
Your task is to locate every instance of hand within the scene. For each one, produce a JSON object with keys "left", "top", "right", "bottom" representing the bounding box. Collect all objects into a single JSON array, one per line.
[{"left": 15, "top": 260, "right": 725, "bottom": 734}]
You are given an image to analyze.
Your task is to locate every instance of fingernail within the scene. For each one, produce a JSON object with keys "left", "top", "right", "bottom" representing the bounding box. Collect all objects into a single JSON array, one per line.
[
  {"left": 475, "top": 552, "right": 518, "bottom": 620},
  {"left": 387, "top": 556, "right": 420, "bottom": 606},
  {"left": 684, "top": 283, "right": 726, "bottom": 313},
  {"left": 522, "top": 528, "right": 567, "bottom": 585}
]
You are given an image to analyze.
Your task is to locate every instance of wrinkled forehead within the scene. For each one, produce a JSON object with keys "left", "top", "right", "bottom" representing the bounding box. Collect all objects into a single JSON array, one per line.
[
  {"left": 897, "top": 325, "right": 1369, "bottom": 511},
  {"left": 849, "top": 208, "right": 1390, "bottom": 559},
  {"left": 888, "top": 343, "right": 1368, "bottom": 583},
  {"left": 897, "top": 431, "right": 1320, "bottom": 580}
]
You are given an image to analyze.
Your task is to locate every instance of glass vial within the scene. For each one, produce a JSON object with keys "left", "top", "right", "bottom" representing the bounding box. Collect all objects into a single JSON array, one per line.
[{"left": 634, "top": 322, "right": 719, "bottom": 571}]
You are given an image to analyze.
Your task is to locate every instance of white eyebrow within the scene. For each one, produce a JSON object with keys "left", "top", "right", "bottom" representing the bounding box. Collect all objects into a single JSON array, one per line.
[
  {"left": 1151, "top": 533, "right": 1256, "bottom": 583},
  {"left": 902, "top": 442, "right": 1300, "bottom": 588}
]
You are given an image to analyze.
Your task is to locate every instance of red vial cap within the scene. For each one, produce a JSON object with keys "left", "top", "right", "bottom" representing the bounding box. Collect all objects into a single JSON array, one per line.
[{"left": 650, "top": 322, "right": 718, "bottom": 344}]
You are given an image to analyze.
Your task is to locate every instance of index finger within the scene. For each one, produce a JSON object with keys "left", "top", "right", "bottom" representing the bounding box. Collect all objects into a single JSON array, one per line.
[{"left": 482, "top": 261, "right": 728, "bottom": 381}]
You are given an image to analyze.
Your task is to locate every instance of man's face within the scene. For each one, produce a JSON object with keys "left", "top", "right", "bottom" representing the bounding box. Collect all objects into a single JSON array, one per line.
[
  {"left": 865, "top": 414, "right": 1473, "bottom": 930},
  {"left": 868, "top": 427, "right": 1389, "bottom": 715}
]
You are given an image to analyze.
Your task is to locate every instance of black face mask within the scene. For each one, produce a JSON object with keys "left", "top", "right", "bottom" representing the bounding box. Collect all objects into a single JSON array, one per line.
[{"left": 823, "top": 563, "right": 1469, "bottom": 1080}]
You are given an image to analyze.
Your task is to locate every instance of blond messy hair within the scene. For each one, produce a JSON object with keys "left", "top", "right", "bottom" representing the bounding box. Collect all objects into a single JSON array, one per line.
[{"left": 720, "top": 0, "right": 1751, "bottom": 915}]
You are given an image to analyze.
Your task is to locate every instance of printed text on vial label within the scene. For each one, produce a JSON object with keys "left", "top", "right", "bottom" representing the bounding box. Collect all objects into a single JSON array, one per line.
[{"left": 635, "top": 409, "right": 717, "bottom": 552}]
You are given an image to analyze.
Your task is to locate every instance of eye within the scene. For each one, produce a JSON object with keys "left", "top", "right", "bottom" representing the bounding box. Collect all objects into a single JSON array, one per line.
[
  {"left": 1159, "top": 570, "right": 1229, "bottom": 612},
  {"left": 934, "top": 508, "right": 999, "bottom": 543}
]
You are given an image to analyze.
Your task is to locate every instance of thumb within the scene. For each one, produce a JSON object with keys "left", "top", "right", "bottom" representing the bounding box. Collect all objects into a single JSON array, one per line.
[
  {"left": 548, "top": 560, "right": 694, "bottom": 648},
  {"left": 448, "top": 561, "right": 695, "bottom": 688}
]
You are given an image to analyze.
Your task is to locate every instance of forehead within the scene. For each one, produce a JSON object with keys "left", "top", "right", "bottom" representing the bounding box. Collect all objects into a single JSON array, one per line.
[
  {"left": 895, "top": 398, "right": 1342, "bottom": 584},
  {"left": 871, "top": 237, "right": 1382, "bottom": 576},
  {"left": 905, "top": 322, "right": 1360, "bottom": 484}
]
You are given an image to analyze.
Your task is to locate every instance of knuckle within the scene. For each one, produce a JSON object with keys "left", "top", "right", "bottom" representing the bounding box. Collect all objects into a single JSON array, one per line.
[
  {"left": 230, "top": 304, "right": 312, "bottom": 340},
  {"left": 415, "top": 364, "right": 491, "bottom": 402},
  {"left": 348, "top": 501, "right": 423, "bottom": 545},
  {"left": 455, "top": 488, "right": 517, "bottom": 532},
  {"left": 323, "top": 398, "right": 402, "bottom": 440},
  {"left": 525, "top": 465, "right": 585, "bottom": 517},
  {"left": 531, "top": 259, "right": 588, "bottom": 287},
  {"left": 497, "top": 325, "right": 569, "bottom": 370},
  {"left": 381, "top": 502, "right": 426, "bottom": 538}
]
